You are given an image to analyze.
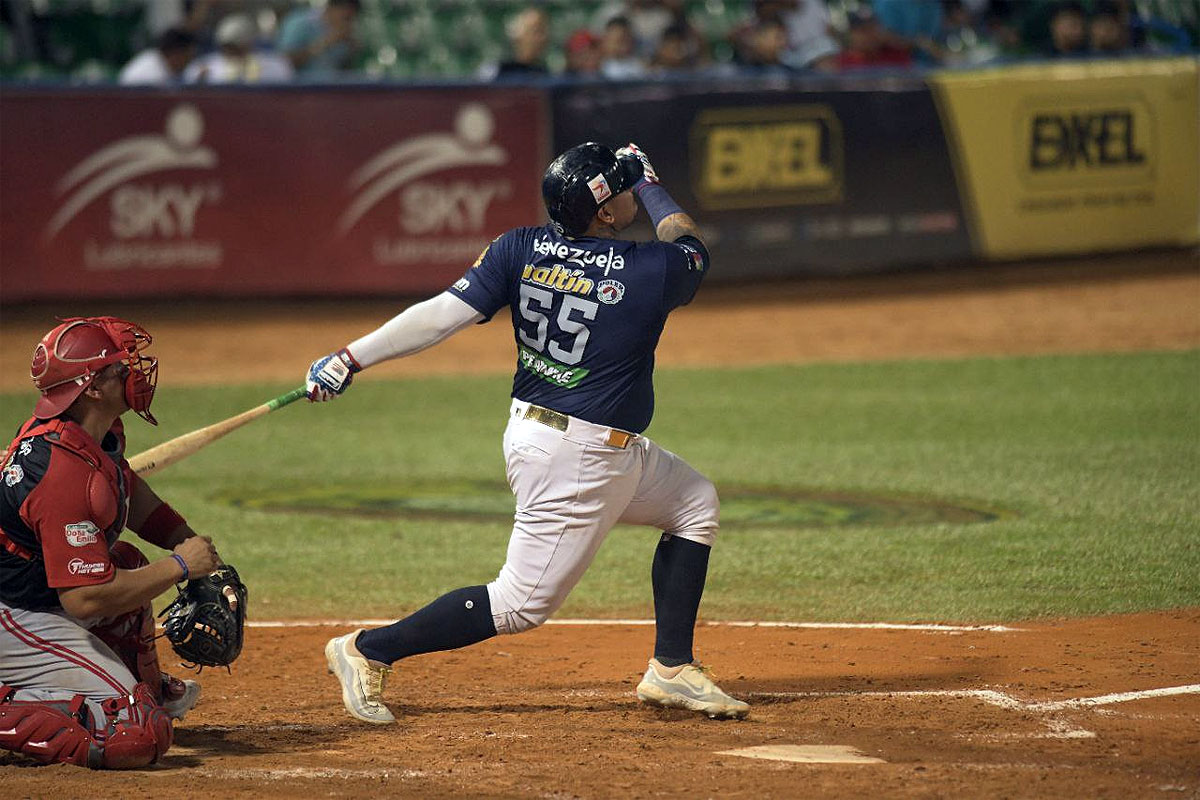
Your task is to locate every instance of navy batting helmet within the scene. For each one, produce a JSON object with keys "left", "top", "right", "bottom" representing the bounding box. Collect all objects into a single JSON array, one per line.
[{"left": 542, "top": 142, "right": 644, "bottom": 236}]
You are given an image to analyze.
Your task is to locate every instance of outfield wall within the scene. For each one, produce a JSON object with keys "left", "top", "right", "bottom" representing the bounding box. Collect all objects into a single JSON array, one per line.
[{"left": 1, "top": 57, "right": 1195, "bottom": 302}]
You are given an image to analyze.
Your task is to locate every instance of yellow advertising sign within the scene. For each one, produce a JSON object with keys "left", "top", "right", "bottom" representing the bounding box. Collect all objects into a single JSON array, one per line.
[
  {"left": 931, "top": 58, "right": 1198, "bottom": 258},
  {"left": 690, "top": 105, "right": 843, "bottom": 210}
]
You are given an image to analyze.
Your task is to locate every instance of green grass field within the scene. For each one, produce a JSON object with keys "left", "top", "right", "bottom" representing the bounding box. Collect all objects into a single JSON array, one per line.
[{"left": 3, "top": 350, "right": 1196, "bottom": 623}]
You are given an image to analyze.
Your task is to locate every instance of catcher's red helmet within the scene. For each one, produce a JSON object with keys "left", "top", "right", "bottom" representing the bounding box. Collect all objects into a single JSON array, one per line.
[{"left": 31, "top": 317, "right": 159, "bottom": 424}]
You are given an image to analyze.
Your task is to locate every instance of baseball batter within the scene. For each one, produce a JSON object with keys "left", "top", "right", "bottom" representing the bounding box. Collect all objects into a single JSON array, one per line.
[
  {"left": 0, "top": 317, "right": 222, "bottom": 768},
  {"left": 309, "top": 142, "right": 748, "bottom": 722}
]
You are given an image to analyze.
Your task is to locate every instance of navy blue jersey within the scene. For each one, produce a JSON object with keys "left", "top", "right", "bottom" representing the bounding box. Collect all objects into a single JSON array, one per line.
[{"left": 450, "top": 225, "right": 709, "bottom": 433}]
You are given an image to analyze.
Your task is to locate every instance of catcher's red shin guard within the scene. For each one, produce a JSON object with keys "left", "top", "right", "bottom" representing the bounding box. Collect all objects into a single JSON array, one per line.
[
  {"left": 93, "top": 542, "right": 165, "bottom": 700},
  {"left": 0, "top": 683, "right": 172, "bottom": 769},
  {"left": 0, "top": 687, "right": 98, "bottom": 767}
]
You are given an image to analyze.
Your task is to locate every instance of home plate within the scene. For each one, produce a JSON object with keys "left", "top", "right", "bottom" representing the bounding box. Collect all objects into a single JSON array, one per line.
[{"left": 717, "top": 745, "right": 885, "bottom": 764}]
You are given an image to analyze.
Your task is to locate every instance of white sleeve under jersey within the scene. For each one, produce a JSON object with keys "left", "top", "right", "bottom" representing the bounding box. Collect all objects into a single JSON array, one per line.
[{"left": 345, "top": 291, "right": 484, "bottom": 369}]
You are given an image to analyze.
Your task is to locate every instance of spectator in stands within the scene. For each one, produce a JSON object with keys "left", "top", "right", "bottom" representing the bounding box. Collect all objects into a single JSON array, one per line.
[
  {"left": 732, "top": 1, "right": 837, "bottom": 72},
  {"left": 778, "top": 0, "right": 840, "bottom": 71},
  {"left": 835, "top": 8, "right": 914, "bottom": 70},
  {"left": 594, "top": 0, "right": 677, "bottom": 60},
  {"left": 277, "top": 0, "right": 361, "bottom": 80},
  {"left": 926, "top": 0, "right": 998, "bottom": 66},
  {"left": 483, "top": 6, "right": 550, "bottom": 80},
  {"left": 739, "top": 17, "right": 796, "bottom": 75},
  {"left": 184, "top": 13, "right": 293, "bottom": 84},
  {"left": 140, "top": 0, "right": 216, "bottom": 40},
  {"left": 651, "top": 22, "right": 704, "bottom": 74},
  {"left": 118, "top": 27, "right": 197, "bottom": 85},
  {"left": 563, "top": 29, "right": 602, "bottom": 77},
  {"left": 600, "top": 16, "right": 647, "bottom": 79},
  {"left": 872, "top": 0, "right": 948, "bottom": 65},
  {"left": 1046, "top": 1, "right": 1089, "bottom": 58},
  {"left": 1089, "top": 1, "right": 1132, "bottom": 55},
  {"left": 981, "top": 0, "right": 1028, "bottom": 60}
]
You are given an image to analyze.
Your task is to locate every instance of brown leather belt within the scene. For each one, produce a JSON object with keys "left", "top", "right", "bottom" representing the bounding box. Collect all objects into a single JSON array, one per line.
[{"left": 522, "top": 404, "right": 635, "bottom": 449}]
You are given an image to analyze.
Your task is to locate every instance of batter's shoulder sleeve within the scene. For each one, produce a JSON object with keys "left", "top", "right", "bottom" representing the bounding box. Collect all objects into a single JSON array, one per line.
[
  {"left": 20, "top": 450, "right": 114, "bottom": 589},
  {"left": 660, "top": 235, "right": 710, "bottom": 310},
  {"left": 448, "top": 228, "right": 526, "bottom": 321}
]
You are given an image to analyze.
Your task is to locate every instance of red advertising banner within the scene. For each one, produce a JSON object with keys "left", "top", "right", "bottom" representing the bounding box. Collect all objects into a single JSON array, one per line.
[{"left": 0, "top": 87, "right": 548, "bottom": 302}]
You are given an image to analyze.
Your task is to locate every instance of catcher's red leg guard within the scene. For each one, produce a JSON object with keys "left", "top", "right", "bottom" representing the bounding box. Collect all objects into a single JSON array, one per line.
[
  {"left": 0, "top": 686, "right": 98, "bottom": 767},
  {"left": 93, "top": 542, "right": 164, "bottom": 701},
  {"left": 96, "top": 682, "right": 173, "bottom": 769},
  {"left": 0, "top": 683, "right": 172, "bottom": 769}
]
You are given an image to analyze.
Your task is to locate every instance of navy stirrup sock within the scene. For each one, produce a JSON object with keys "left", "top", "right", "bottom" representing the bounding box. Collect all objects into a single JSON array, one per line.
[
  {"left": 651, "top": 534, "right": 711, "bottom": 668},
  {"left": 356, "top": 585, "right": 497, "bottom": 665}
]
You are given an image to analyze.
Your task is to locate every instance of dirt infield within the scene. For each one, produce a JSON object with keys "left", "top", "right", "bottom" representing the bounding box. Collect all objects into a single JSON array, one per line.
[
  {"left": 2, "top": 249, "right": 1198, "bottom": 797},
  {"left": 2, "top": 614, "right": 1198, "bottom": 798},
  {"left": 1, "top": 249, "right": 1197, "bottom": 389}
]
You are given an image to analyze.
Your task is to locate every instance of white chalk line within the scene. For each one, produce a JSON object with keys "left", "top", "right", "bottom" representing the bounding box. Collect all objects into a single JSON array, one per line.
[
  {"left": 749, "top": 684, "right": 1200, "bottom": 740},
  {"left": 152, "top": 766, "right": 423, "bottom": 781},
  {"left": 246, "top": 618, "right": 1021, "bottom": 633}
]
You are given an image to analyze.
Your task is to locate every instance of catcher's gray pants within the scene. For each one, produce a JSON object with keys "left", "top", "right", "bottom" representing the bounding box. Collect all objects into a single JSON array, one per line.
[
  {"left": 0, "top": 600, "right": 138, "bottom": 725},
  {"left": 488, "top": 400, "right": 719, "bottom": 635}
]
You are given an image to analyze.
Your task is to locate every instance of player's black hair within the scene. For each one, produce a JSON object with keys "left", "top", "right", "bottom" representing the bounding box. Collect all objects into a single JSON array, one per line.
[{"left": 157, "top": 27, "right": 197, "bottom": 54}]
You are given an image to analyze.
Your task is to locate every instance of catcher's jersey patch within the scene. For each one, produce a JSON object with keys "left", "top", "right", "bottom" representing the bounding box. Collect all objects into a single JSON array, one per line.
[
  {"left": 67, "top": 557, "right": 106, "bottom": 575},
  {"left": 4, "top": 463, "right": 24, "bottom": 486},
  {"left": 65, "top": 521, "right": 100, "bottom": 547}
]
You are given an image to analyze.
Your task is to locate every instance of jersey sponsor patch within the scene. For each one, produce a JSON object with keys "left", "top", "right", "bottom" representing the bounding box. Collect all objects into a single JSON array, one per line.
[
  {"left": 67, "top": 557, "right": 106, "bottom": 576},
  {"left": 518, "top": 344, "right": 590, "bottom": 389},
  {"left": 587, "top": 173, "right": 613, "bottom": 204},
  {"left": 65, "top": 521, "right": 101, "bottom": 547},
  {"left": 522, "top": 264, "right": 594, "bottom": 296},
  {"left": 453, "top": 277, "right": 471, "bottom": 292},
  {"left": 3, "top": 463, "right": 23, "bottom": 486},
  {"left": 596, "top": 279, "right": 625, "bottom": 305},
  {"left": 679, "top": 242, "right": 706, "bottom": 272}
]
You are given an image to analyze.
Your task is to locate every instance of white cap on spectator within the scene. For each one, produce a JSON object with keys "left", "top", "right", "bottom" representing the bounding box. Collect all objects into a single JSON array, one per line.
[{"left": 216, "top": 14, "right": 257, "bottom": 49}]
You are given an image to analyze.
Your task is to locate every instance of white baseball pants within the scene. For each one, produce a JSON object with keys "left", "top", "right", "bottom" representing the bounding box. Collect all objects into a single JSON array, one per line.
[{"left": 487, "top": 400, "right": 719, "bottom": 635}]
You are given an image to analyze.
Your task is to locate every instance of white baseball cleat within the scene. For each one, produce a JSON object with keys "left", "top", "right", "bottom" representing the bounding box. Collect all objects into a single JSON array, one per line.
[
  {"left": 162, "top": 676, "right": 201, "bottom": 721},
  {"left": 636, "top": 658, "right": 749, "bottom": 719},
  {"left": 325, "top": 630, "right": 395, "bottom": 725}
]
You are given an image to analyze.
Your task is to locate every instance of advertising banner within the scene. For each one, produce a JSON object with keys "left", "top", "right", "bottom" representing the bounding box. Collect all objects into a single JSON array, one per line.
[
  {"left": 931, "top": 57, "right": 1199, "bottom": 258},
  {"left": 552, "top": 78, "right": 973, "bottom": 279},
  {"left": 0, "top": 87, "right": 547, "bottom": 302}
]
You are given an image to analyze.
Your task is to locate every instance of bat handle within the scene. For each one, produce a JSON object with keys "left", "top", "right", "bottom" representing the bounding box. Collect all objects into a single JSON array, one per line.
[{"left": 268, "top": 387, "right": 308, "bottom": 411}]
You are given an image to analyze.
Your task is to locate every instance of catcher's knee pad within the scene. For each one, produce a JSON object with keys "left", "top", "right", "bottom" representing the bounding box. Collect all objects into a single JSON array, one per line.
[
  {"left": 0, "top": 683, "right": 170, "bottom": 769},
  {"left": 96, "top": 681, "right": 173, "bottom": 769}
]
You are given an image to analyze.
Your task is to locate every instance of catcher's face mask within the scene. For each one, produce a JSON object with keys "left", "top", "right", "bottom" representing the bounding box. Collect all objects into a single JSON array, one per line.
[{"left": 31, "top": 316, "right": 159, "bottom": 425}]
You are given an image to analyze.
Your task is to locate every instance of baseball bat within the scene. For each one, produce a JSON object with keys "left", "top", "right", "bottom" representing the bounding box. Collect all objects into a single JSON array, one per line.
[{"left": 128, "top": 387, "right": 307, "bottom": 476}]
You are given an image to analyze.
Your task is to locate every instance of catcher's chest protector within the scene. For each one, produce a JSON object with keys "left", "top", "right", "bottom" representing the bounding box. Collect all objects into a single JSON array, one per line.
[{"left": 1, "top": 418, "right": 131, "bottom": 608}]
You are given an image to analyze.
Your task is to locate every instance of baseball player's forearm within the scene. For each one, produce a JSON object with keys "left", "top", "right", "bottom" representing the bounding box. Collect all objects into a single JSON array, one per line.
[
  {"left": 655, "top": 212, "right": 705, "bottom": 247},
  {"left": 127, "top": 477, "right": 193, "bottom": 549},
  {"left": 346, "top": 291, "right": 483, "bottom": 369},
  {"left": 58, "top": 560, "right": 185, "bottom": 619}
]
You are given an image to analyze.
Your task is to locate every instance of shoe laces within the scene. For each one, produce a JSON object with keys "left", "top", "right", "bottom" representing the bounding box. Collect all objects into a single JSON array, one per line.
[{"left": 364, "top": 664, "right": 390, "bottom": 703}]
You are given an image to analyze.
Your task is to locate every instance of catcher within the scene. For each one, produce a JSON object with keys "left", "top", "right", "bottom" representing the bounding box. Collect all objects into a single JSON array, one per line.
[{"left": 0, "top": 316, "right": 246, "bottom": 769}]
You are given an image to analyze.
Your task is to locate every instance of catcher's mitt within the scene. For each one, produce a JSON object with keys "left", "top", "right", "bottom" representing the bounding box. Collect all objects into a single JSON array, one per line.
[{"left": 159, "top": 564, "right": 248, "bottom": 669}]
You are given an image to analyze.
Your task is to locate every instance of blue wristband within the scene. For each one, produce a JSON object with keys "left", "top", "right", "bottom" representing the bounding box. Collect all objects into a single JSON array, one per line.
[
  {"left": 634, "top": 181, "right": 684, "bottom": 228},
  {"left": 170, "top": 553, "right": 189, "bottom": 582}
]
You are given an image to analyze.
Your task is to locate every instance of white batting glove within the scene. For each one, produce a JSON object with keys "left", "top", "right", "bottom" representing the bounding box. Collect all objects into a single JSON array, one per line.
[
  {"left": 616, "top": 142, "right": 659, "bottom": 185},
  {"left": 306, "top": 348, "right": 361, "bottom": 402}
]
